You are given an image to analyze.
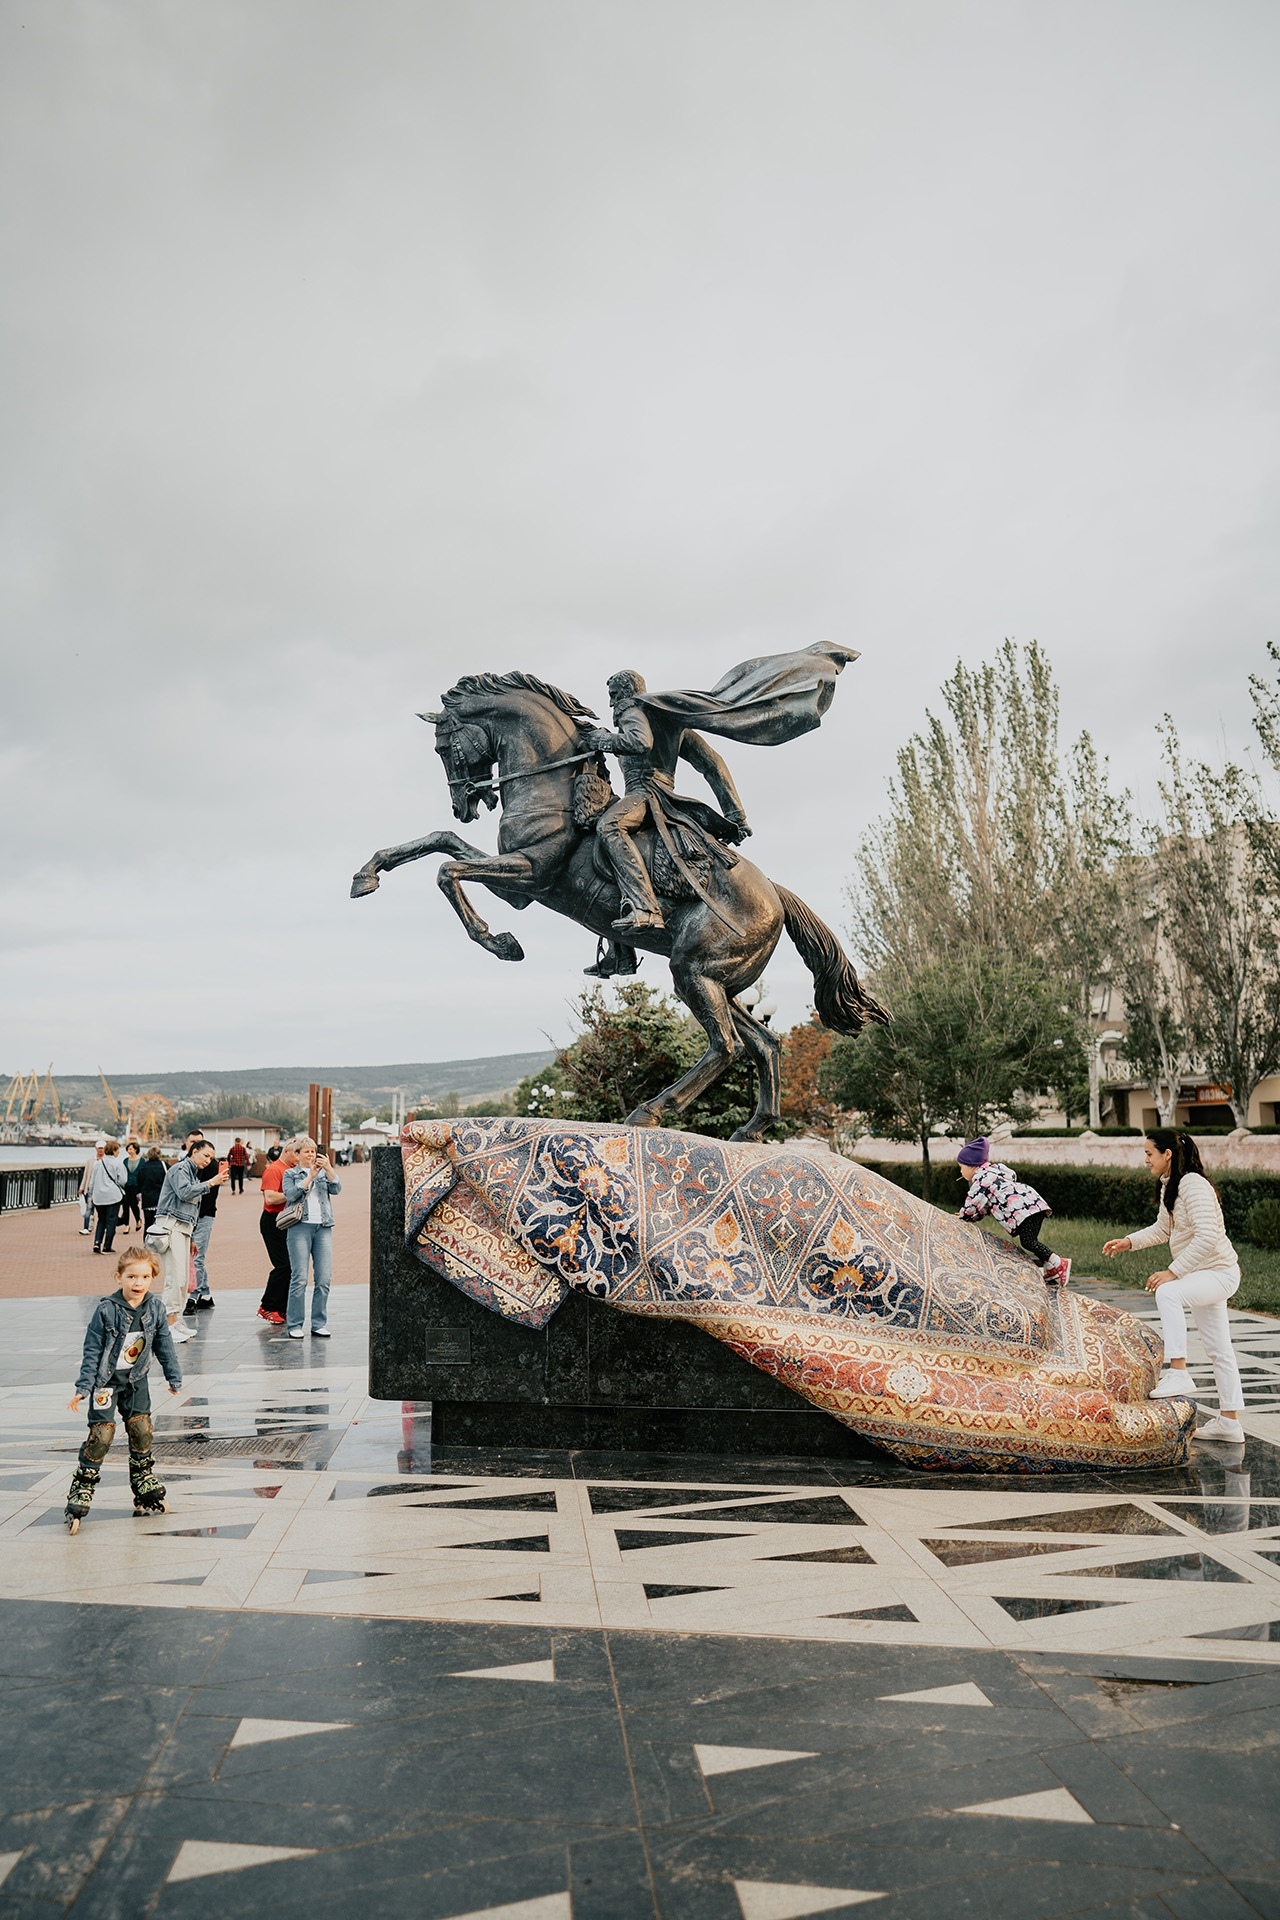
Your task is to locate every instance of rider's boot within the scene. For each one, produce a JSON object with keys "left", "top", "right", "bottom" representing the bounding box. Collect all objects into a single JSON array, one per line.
[
  {"left": 127, "top": 1415, "right": 166, "bottom": 1515},
  {"left": 603, "top": 832, "right": 666, "bottom": 935},
  {"left": 583, "top": 939, "right": 642, "bottom": 979}
]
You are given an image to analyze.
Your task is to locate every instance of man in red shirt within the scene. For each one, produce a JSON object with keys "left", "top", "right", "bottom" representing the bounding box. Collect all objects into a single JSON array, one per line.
[
  {"left": 257, "top": 1143, "right": 297, "bottom": 1324},
  {"left": 227, "top": 1136, "right": 250, "bottom": 1195}
]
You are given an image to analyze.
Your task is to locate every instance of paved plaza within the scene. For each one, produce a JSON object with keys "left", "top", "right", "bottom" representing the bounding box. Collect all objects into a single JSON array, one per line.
[{"left": 0, "top": 1259, "right": 1278, "bottom": 1915}]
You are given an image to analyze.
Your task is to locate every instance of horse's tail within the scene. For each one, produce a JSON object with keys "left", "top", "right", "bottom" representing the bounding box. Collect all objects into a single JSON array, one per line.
[{"left": 775, "top": 885, "right": 891, "bottom": 1035}]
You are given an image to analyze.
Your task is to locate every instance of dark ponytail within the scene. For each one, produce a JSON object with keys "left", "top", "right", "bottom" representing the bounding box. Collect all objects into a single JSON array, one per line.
[{"left": 1145, "top": 1128, "right": 1206, "bottom": 1214}]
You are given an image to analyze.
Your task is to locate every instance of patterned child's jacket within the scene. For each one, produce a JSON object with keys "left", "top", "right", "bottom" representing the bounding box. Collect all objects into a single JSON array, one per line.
[{"left": 959, "top": 1161, "right": 1050, "bottom": 1233}]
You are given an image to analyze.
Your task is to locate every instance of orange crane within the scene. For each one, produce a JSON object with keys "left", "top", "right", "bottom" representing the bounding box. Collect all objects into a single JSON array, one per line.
[{"left": 98, "top": 1068, "right": 125, "bottom": 1128}]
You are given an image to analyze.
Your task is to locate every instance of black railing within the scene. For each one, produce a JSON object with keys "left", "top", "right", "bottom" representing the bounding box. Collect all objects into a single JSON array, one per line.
[{"left": 0, "top": 1164, "right": 85, "bottom": 1213}]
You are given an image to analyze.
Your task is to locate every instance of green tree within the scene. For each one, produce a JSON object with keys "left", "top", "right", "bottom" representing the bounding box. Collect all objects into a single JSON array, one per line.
[
  {"left": 513, "top": 981, "right": 794, "bottom": 1140},
  {"left": 1156, "top": 722, "right": 1280, "bottom": 1128},
  {"left": 821, "top": 949, "right": 1081, "bottom": 1198}
]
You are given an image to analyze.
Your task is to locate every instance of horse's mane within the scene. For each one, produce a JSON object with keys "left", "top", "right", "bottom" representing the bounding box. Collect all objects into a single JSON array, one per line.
[{"left": 442, "top": 671, "right": 596, "bottom": 719}]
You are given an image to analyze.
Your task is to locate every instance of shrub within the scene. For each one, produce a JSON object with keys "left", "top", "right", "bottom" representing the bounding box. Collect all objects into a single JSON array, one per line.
[
  {"left": 851, "top": 1157, "right": 1280, "bottom": 1239},
  {"left": 1245, "top": 1200, "right": 1280, "bottom": 1250}
]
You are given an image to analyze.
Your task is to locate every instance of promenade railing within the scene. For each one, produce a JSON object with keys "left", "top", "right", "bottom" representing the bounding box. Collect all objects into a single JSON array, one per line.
[{"left": 0, "top": 1165, "right": 84, "bottom": 1214}]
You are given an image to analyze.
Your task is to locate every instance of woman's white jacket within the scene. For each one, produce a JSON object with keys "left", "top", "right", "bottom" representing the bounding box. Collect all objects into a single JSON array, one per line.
[{"left": 1128, "top": 1171, "right": 1237, "bottom": 1276}]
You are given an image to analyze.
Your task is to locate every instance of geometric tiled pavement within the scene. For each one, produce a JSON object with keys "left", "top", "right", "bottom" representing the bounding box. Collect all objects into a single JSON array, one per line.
[{"left": 1, "top": 1284, "right": 1278, "bottom": 1915}]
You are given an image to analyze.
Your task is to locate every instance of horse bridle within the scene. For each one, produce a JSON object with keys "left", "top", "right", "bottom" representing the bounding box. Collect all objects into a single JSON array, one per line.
[{"left": 421, "top": 710, "right": 599, "bottom": 809}]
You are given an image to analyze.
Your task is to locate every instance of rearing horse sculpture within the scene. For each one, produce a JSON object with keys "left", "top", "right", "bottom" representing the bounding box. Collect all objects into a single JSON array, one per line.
[{"left": 351, "top": 667, "right": 887, "bottom": 1141}]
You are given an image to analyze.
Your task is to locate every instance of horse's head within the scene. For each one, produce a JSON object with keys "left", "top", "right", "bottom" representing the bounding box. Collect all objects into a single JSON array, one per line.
[{"left": 420, "top": 708, "right": 497, "bottom": 823}]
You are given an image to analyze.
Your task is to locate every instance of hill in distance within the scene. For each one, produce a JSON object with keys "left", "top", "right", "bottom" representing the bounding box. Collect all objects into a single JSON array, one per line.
[{"left": 42, "top": 1051, "right": 558, "bottom": 1113}]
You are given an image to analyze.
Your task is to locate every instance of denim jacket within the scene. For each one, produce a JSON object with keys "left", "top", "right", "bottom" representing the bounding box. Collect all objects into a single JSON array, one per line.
[
  {"left": 75, "top": 1290, "right": 182, "bottom": 1395},
  {"left": 282, "top": 1166, "right": 341, "bottom": 1227},
  {"left": 154, "top": 1156, "right": 216, "bottom": 1228}
]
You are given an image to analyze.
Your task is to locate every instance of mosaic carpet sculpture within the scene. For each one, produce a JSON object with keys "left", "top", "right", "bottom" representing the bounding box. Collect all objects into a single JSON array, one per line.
[{"left": 402, "top": 1118, "right": 1195, "bottom": 1473}]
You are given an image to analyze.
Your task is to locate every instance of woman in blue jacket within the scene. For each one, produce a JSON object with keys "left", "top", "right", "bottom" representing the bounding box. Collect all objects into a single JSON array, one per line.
[{"left": 282, "top": 1136, "right": 341, "bottom": 1338}]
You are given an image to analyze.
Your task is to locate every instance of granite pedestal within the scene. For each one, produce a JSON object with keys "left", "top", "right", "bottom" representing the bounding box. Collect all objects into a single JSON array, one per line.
[{"left": 368, "top": 1144, "right": 875, "bottom": 1457}]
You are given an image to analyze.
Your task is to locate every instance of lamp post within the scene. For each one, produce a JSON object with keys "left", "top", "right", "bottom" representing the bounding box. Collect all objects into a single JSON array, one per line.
[{"left": 1089, "top": 1030, "right": 1126, "bottom": 1130}]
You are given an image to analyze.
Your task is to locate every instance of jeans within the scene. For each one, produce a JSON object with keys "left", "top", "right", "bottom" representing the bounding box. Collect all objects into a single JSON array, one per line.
[
  {"left": 259, "top": 1209, "right": 292, "bottom": 1315},
  {"left": 1154, "top": 1266, "right": 1244, "bottom": 1411},
  {"left": 154, "top": 1218, "right": 193, "bottom": 1317},
  {"left": 192, "top": 1216, "right": 215, "bottom": 1297},
  {"left": 93, "top": 1203, "right": 120, "bottom": 1252},
  {"left": 286, "top": 1222, "right": 332, "bottom": 1331}
]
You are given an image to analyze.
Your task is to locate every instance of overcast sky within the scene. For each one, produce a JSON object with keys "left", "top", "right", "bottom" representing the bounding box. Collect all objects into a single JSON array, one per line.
[{"left": 2, "top": 0, "right": 1278, "bottom": 1077}]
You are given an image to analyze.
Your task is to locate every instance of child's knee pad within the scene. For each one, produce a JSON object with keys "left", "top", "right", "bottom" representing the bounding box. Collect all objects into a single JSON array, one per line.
[
  {"left": 124, "top": 1412, "right": 153, "bottom": 1453},
  {"left": 83, "top": 1422, "right": 115, "bottom": 1463}
]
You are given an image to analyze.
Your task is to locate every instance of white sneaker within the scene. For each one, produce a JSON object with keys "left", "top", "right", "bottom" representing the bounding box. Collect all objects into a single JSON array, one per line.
[
  {"left": 1150, "top": 1369, "right": 1197, "bottom": 1399},
  {"left": 1196, "top": 1414, "right": 1245, "bottom": 1442},
  {"left": 311, "top": 1328, "right": 331, "bottom": 1337},
  {"left": 169, "top": 1322, "right": 195, "bottom": 1344},
  {"left": 287, "top": 1328, "right": 304, "bottom": 1339}
]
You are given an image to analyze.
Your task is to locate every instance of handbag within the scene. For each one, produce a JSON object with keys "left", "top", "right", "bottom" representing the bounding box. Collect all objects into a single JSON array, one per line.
[
  {"left": 276, "top": 1199, "right": 305, "bottom": 1230},
  {"left": 145, "top": 1218, "right": 176, "bottom": 1255}
]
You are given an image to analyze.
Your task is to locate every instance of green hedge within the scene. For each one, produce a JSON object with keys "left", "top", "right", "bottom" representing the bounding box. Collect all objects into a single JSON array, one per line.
[{"left": 854, "top": 1157, "right": 1280, "bottom": 1241}]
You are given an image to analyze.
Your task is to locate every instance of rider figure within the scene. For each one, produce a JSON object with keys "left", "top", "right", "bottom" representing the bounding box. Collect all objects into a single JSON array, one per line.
[{"left": 586, "top": 670, "right": 751, "bottom": 937}]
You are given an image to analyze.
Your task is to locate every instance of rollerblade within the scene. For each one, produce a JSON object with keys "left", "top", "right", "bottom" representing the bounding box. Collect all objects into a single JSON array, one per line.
[
  {"left": 65, "top": 1460, "right": 100, "bottom": 1534},
  {"left": 129, "top": 1450, "right": 167, "bottom": 1517}
]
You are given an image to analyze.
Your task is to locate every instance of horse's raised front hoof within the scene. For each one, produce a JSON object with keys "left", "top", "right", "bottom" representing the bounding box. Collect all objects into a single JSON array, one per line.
[
  {"left": 350, "top": 867, "right": 380, "bottom": 899},
  {"left": 485, "top": 932, "right": 525, "bottom": 962},
  {"left": 624, "top": 1104, "right": 661, "bottom": 1128},
  {"left": 729, "top": 1124, "right": 766, "bottom": 1143}
]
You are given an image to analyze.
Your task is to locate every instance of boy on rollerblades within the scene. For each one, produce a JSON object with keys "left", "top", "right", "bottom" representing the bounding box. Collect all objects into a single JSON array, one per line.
[{"left": 65, "top": 1246, "right": 182, "bottom": 1532}]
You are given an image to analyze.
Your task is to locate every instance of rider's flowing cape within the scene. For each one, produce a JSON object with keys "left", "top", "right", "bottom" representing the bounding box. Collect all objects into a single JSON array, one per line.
[
  {"left": 638, "top": 641, "right": 860, "bottom": 747},
  {"left": 400, "top": 1116, "right": 1193, "bottom": 1473}
]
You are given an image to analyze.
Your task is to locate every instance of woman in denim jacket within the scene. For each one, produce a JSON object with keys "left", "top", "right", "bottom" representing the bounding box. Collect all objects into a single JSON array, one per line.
[{"left": 282, "top": 1135, "right": 341, "bottom": 1338}]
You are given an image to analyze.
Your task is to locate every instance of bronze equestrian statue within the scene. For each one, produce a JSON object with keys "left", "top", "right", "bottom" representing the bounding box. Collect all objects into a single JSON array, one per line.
[{"left": 351, "top": 643, "right": 888, "bottom": 1141}]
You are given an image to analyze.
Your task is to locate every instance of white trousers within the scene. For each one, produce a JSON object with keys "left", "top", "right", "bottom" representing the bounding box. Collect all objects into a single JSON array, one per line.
[
  {"left": 1154, "top": 1266, "right": 1244, "bottom": 1411},
  {"left": 155, "top": 1218, "right": 193, "bottom": 1317}
]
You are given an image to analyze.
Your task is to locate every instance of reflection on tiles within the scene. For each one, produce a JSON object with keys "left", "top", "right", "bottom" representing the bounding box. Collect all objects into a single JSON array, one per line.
[
  {"left": 1046, "top": 1553, "right": 1249, "bottom": 1583},
  {"left": 614, "top": 1527, "right": 752, "bottom": 1551},
  {"left": 586, "top": 1484, "right": 733, "bottom": 1514},
  {"left": 950, "top": 1502, "right": 1179, "bottom": 1536},
  {"left": 302, "top": 1569, "right": 393, "bottom": 1584},
  {"left": 1196, "top": 1618, "right": 1280, "bottom": 1641},
  {"left": 1158, "top": 1500, "right": 1280, "bottom": 1532},
  {"left": 993, "top": 1597, "right": 1121, "bottom": 1619},
  {"left": 921, "top": 1538, "right": 1083, "bottom": 1567},
  {"left": 414, "top": 1490, "right": 559, "bottom": 1512},
  {"left": 676, "top": 1496, "right": 865, "bottom": 1526}
]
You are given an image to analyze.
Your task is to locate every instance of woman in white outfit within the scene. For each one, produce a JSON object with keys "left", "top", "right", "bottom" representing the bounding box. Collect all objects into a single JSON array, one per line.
[{"left": 1103, "top": 1130, "right": 1245, "bottom": 1443}]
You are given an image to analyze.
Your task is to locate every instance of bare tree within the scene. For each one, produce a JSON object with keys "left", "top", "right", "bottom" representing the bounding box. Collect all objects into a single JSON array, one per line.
[{"left": 1157, "top": 723, "right": 1280, "bottom": 1128}]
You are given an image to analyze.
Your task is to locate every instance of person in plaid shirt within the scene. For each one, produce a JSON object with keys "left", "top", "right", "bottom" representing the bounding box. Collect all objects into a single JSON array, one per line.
[{"left": 956, "top": 1137, "right": 1070, "bottom": 1287}]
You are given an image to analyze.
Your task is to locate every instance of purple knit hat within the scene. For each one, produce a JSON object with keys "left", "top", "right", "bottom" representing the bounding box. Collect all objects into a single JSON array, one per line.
[{"left": 956, "top": 1137, "right": 990, "bottom": 1168}]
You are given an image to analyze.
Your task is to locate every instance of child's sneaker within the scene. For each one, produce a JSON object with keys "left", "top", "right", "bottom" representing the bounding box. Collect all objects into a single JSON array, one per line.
[
  {"left": 1151, "top": 1369, "right": 1198, "bottom": 1399},
  {"left": 1196, "top": 1414, "right": 1245, "bottom": 1442},
  {"left": 1043, "top": 1256, "right": 1071, "bottom": 1287}
]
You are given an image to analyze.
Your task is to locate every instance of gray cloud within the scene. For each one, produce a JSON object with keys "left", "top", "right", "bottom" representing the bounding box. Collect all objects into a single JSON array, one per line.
[{"left": 2, "top": 0, "right": 1278, "bottom": 1072}]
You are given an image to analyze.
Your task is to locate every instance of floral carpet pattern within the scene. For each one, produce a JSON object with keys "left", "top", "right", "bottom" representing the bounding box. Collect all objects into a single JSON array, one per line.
[{"left": 402, "top": 1120, "right": 1194, "bottom": 1474}]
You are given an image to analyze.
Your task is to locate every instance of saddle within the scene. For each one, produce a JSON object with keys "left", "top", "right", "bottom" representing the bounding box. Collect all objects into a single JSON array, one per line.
[{"left": 574, "top": 765, "right": 738, "bottom": 904}]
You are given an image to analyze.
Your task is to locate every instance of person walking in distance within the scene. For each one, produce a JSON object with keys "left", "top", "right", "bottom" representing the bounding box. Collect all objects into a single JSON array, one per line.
[
  {"left": 186, "top": 1153, "right": 224, "bottom": 1315},
  {"left": 137, "top": 1146, "right": 166, "bottom": 1234},
  {"left": 283, "top": 1136, "right": 341, "bottom": 1338},
  {"left": 1104, "top": 1129, "right": 1248, "bottom": 1443},
  {"left": 227, "top": 1136, "right": 249, "bottom": 1195},
  {"left": 257, "top": 1142, "right": 296, "bottom": 1324},
  {"left": 77, "top": 1149, "right": 101, "bottom": 1236},
  {"left": 150, "top": 1141, "right": 227, "bottom": 1345},
  {"left": 90, "top": 1140, "right": 129, "bottom": 1256},
  {"left": 119, "top": 1140, "right": 144, "bottom": 1234}
]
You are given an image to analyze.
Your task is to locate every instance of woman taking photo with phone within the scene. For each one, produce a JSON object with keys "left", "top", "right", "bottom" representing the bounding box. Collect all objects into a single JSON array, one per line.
[
  {"left": 1103, "top": 1130, "right": 1246, "bottom": 1443},
  {"left": 282, "top": 1135, "right": 341, "bottom": 1339}
]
